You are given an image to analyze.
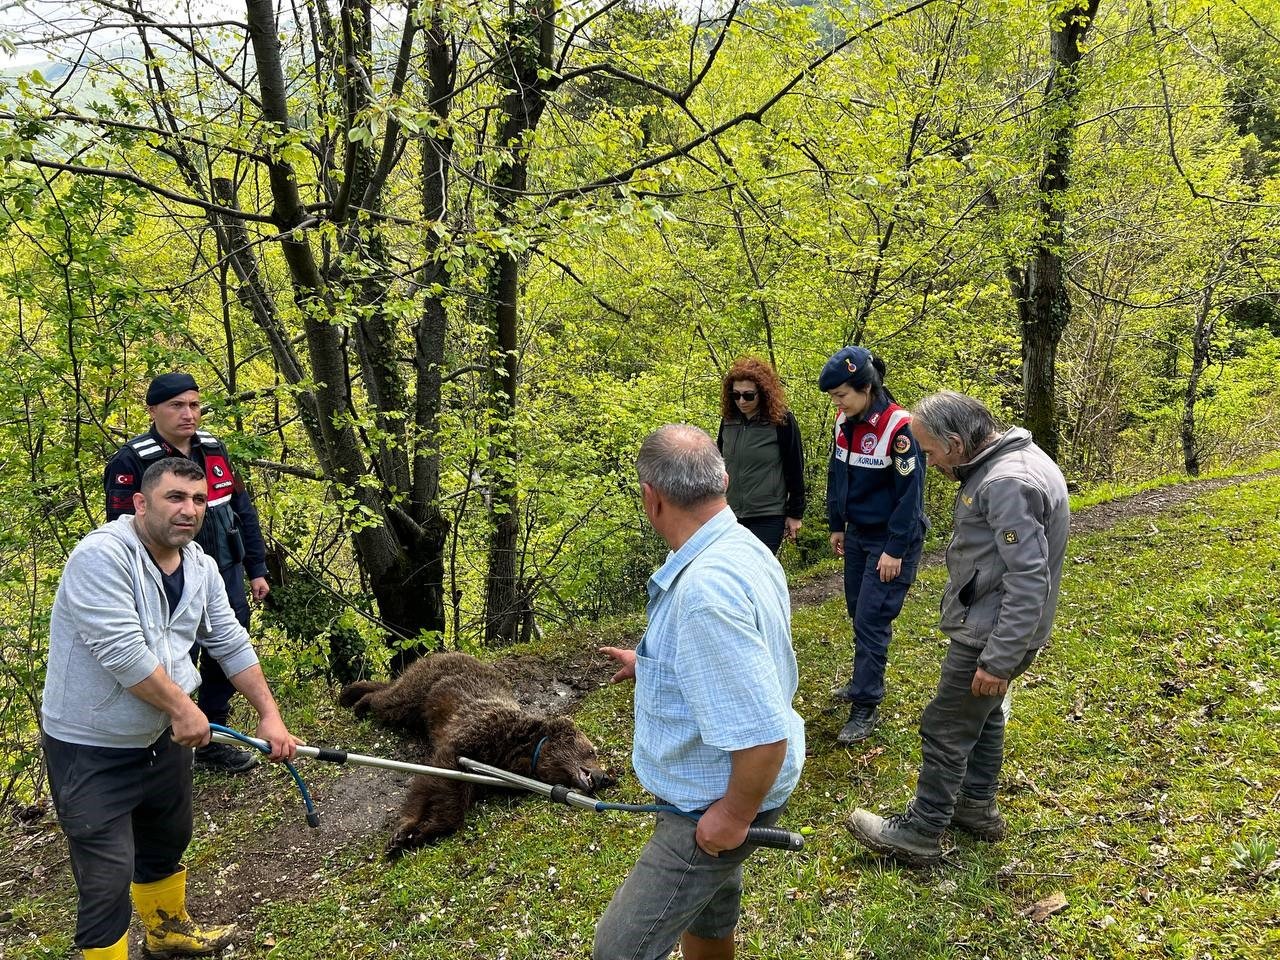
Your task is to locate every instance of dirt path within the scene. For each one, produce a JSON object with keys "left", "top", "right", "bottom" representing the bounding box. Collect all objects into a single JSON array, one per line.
[
  {"left": 4, "top": 469, "right": 1275, "bottom": 957},
  {"left": 789, "top": 470, "right": 1280, "bottom": 607}
]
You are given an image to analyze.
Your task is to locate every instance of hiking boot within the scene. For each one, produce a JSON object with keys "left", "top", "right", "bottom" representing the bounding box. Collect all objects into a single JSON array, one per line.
[
  {"left": 846, "top": 807, "right": 944, "bottom": 866},
  {"left": 836, "top": 704, "right": 879, "bottom": 744},
  {"left": 950, "top": 794, "right": 1008, "bottom": 841},
  {"left": 831, "top": 680, "right": 855, "bottom": 702},
  {"left": 193, "top": 742, "right": 258, "bottom": 774}
]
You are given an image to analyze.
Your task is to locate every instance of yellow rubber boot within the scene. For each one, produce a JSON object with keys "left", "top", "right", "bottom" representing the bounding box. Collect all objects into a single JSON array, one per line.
[
  {"left": 82, "top": 932, "right": 128, "bottom": 959},
  {"left": 130, "top": 867, "right": 236, "bottom": 958}
]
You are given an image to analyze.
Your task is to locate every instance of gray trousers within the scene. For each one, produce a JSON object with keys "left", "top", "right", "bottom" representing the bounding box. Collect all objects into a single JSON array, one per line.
[
  {"left": 593, "top": 804, "right": 785, "bottom": 960},
  {"left": 912, "top": 641, "right": 1038, "bottom": 833}
]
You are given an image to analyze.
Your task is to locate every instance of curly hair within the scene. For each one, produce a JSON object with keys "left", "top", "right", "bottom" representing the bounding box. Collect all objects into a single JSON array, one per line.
[{"left": 720, "top": 356, "right": 789, "bottom": 425}]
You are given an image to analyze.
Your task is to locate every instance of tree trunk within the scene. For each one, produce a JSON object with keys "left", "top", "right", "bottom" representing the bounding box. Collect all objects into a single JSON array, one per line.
[
  {"left": 1181, "top": 271, "right": 1224, "bottom": 477},
  {"left": 245, "top": 0, "right": 444, "bottom": 669},
  {"left": 1019, "top": 0, "right": 1101, "bottom": 461},
  {"left": 482, "top": 0, "right": 555, "bottom": 646}
]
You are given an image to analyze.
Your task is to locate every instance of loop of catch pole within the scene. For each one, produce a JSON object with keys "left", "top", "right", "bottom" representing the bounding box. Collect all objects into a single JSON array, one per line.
[{"left": 209, "top": 723, "right": 320, "bottom": 828}]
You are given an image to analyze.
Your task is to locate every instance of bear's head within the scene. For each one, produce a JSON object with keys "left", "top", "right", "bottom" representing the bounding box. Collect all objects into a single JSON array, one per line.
[{"left": 532, "top": 717, "right": 616, "bottom": 794}]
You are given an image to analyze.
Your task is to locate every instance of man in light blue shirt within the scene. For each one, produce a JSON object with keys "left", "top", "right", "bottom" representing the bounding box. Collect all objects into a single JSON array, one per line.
[{"left": 596, "top": 424, "right": 805, "bottom": 960}]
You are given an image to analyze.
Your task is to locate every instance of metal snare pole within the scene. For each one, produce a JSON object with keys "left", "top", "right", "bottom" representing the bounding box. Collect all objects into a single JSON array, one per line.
[
  {"left": 457, "top": 757, "right": 805, "bottom": 852},
  {"left": 210, "top": 729, "right": 510, "bottom": 788},
  {"left": 210, "top": 731, "right": 803, "bottom": 852}
]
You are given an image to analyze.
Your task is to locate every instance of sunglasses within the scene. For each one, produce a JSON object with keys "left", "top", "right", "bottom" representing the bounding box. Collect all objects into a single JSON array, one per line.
[{"left": 731, "top": 390, "right": 758, "bottom": 401}]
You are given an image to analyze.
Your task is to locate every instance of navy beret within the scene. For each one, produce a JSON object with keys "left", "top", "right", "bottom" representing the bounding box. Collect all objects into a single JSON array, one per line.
[
  {"left": 145, "top": 372, "right": 200, "bottom": 406},
  {"left": 817, "top": 346, "right": 875, "bottom": 392}
]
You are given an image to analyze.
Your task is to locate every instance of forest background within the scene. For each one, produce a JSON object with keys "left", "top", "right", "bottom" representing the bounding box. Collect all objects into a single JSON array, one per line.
[{"left": 0, "top": 0, "right": 1279, "bottom": 810}]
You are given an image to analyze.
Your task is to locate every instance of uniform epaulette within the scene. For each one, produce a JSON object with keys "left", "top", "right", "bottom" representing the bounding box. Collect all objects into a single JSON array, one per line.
[
  {"left": 129, "top": 435, "right": 166, "bottom": 460},
  {"left": 195, "top": 430, "right": 221, "bottom": 448}
]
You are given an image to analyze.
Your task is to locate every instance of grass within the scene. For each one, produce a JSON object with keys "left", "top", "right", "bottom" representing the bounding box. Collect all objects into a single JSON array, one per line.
[
  {"left": 1065, "top": 449, "right": 1280, "bottom": 511},
  {"left": 5, "top": 474, "right": 1280, "bottom": 958}
]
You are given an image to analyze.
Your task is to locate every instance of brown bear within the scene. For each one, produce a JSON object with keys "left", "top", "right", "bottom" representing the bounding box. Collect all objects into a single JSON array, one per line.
[{"left": 339, "top": 651, "right": 614, "bottom": 857}]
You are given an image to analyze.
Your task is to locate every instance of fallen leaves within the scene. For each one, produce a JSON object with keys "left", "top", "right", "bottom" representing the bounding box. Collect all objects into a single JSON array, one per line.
[{"left": 1021, "top": 891, "right": 1068, "bottom": 922}]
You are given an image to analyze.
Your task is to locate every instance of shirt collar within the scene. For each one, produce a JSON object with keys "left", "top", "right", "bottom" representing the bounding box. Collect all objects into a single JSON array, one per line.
[
  {"left": 954, "top": 427, "right": 1032, "bottom": 482},
  {"left": 648, "top": 505, "right": 737, "bottom": 599}
]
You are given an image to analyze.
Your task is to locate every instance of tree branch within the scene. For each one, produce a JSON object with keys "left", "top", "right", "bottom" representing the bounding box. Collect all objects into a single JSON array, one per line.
[
  {"left": 546, "top": 0, "right": 941, "bottom": 203},
  {"left": 20, "top": 156, "right": 282, "bottom": 223},
  {"left": 246, "top": 458, "right": 326, "bottom": 481}
]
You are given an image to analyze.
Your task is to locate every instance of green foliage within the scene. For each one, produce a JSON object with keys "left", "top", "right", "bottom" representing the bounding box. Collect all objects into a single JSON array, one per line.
[
  {"left": 0, "top": 173, "right": 198, "bottom": 803},
  {"left": 2, "top": 0, "right": 1280, "bottom": 818},
  {"left": 1229, "top": 836, "right": 1280, "bottom": 884}
]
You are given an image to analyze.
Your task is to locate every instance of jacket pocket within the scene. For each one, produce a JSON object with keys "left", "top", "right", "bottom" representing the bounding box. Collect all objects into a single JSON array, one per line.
[
  {"left": 940, "top": 569, "right": 979, "bottom": 636},
  {"left": 965, "top": 590, "right": 1001, "bottom": 640},
  {"left": 92, "top": 684, "right": 124, "bottom": 713},
  {"left": 228, "top": 526, "right": 245, "bottom": 564},
  {"left": 92, "top": 689, "right": 168, "bottom": 737}
]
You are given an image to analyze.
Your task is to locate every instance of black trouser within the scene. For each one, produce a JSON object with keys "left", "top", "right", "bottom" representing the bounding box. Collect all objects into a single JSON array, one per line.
[
  {"left": 841, "top": 525, "right": 921, "bottom": 707},
  {"left": 191, "top": 562, "right": 250, "bottom": 726},
  {"left": 912, "top": 641, "right": 1039, "bottom": 833},
  {"left": 43, "top": 731, "right": 193, "bottom": 948},
  {"left": 737, "top": 514, "right": 786, "bottom": 555}
]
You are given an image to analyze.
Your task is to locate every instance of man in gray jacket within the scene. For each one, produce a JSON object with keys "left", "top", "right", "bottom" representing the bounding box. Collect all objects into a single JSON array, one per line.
[
  {"left": 41, "top": 458, "right": 299, "bottom": 960},
  {"left": 846, "top": 392, "right": 1069, "bottom": 865}
]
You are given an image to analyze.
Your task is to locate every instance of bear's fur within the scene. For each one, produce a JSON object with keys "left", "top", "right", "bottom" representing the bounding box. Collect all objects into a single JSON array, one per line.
[{"left": 339, "top": 651, "right": 614, "bottom": 857}]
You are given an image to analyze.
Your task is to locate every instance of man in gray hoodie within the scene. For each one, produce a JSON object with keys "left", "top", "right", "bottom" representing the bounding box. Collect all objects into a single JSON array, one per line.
[
  {"left": 846, "top": 392, "right": 1069, "bottom": 865},
  {"left": 41, "top": 458, "right": 299, "bottom": 960}
]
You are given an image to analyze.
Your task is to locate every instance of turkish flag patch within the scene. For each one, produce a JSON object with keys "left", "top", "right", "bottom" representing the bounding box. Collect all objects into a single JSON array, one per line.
[{"left": 115, "top": 473, "right": 134, "bottom": 486}]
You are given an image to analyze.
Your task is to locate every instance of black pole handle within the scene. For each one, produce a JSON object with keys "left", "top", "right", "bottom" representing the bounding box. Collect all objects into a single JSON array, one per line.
[{"left": 746, "top": 826, "right": 805, "bottom": 851}]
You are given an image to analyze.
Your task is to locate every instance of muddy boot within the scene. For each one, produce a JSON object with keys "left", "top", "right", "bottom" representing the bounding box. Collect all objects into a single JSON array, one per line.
[
  {"left": 132, "top": 866, "right": 236, "bottom": 958},
  {"left": 836, "top": 704, "right": 879, "bottom": 744},
  {"left": 950, "top": 795, "right": 1008, "bottom": 841},
  {"left": 82, "top": 933, "right": 128, "bottom": 959},
  {"left": 846, "top": 807, "right": 944, "bottom": 866}
]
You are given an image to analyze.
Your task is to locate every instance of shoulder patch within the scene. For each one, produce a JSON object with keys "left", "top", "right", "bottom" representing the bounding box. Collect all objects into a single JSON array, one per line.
[
  {"left": 894, "top": 456, "right": 916, "bottom": 476},
  {"left": 1002, "top": 530, "right": 1019, "bottom": 544},
  {"left": 112, "top": 472, "right": 135, "bottom": 487},
  {"left": 893, "top": 434, "right": 911, "bottom": 455}
]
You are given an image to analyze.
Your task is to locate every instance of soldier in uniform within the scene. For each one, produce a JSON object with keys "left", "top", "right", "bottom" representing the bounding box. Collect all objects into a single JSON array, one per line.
[
  {"left": 819, "top": 346, "right": 927, "bottom": 744},
  {"left": 104, "top": 372, "right": 269, "bottom": 773}
]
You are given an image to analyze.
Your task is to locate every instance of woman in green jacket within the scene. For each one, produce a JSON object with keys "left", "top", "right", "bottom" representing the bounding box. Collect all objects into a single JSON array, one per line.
[{"left": 715, "top": 356, "right": 807, "bottom": 554}]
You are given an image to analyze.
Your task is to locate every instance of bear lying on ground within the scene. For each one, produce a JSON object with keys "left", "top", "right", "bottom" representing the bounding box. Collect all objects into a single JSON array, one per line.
[{"left": 339, "top": 651, "right": 615, "bottom": 857}]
